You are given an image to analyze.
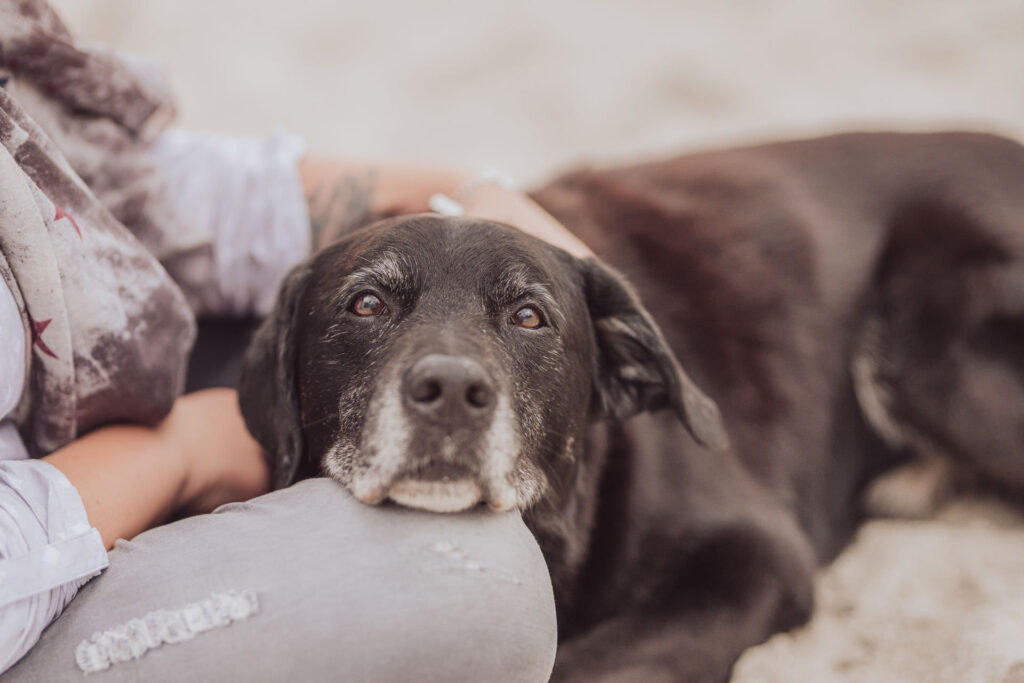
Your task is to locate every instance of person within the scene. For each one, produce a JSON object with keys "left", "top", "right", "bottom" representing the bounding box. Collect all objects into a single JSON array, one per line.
[{"left": 0, "top": 1, "right": 587, "bottom": 678}]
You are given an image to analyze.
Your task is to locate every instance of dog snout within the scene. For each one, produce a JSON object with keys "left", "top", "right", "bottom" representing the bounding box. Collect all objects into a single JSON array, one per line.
[{"left": 403, "top": 354, "right": 496, "bottom": 427}]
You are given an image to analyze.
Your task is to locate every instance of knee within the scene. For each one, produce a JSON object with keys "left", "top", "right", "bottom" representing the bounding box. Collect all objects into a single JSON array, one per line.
[
  {"left": 226, "top": 479, "right": 559, "bottom": 681},
  {"left": 346, "top": 553, "right": 558, "bottom": 682},
  {"left": 8, "top": 479, "right": 558, "bottom": 682}
]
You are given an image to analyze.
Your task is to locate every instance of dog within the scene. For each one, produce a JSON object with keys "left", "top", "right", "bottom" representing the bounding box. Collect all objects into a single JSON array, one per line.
[{"left": 237, "top": 132, "right": 1024, "bottom": 682}]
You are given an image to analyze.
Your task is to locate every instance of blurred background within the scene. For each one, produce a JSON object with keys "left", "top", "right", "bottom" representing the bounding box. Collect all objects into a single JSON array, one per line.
[
  {"left": 45, "top": 3, "right": 1024, "bottom": 681},
  {"left": 50, "top": 0, "right": 1024, "bottom": 182}
]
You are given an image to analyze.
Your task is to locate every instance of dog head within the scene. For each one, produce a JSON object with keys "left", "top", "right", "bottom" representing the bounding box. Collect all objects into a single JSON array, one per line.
[{"left": 239, "top": 214, "right": 727, "bottom": 513}]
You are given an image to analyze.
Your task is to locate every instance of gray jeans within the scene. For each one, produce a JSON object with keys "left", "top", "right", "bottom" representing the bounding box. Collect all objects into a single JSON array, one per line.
[{"left": 5, "top": 479, "right": 557, "bottom": 682}]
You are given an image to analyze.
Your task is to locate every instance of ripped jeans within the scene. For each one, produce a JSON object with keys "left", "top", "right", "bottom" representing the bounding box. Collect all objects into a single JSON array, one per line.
[{"left": 4, "top": 479, "right": 557, "bottom": 682}]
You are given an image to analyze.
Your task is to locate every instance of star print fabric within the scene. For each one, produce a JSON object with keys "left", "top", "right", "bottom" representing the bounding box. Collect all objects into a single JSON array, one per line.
[
  {"left": 0, "top": 2, "right": 311, "bottom": 674},
  {"left": 0, "top": 8, "right": 193, "bottom": 668},
  {"left": 0, "top": 86, "right": 196, "bottom": 455},
  {"left": 0, "top": 3, "right": 196, "bottom": 456}
]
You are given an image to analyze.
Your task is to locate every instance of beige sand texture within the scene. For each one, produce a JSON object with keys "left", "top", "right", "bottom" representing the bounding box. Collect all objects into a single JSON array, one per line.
[{"left": 50, "top": 1, "right": 1024, "bottom": 681}]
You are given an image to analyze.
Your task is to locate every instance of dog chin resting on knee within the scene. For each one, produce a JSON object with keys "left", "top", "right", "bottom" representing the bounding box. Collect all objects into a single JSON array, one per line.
[
  {"left": 239, "top": 133, "right": 1024, "bottom": 682},
  {"left": 238, "top": 213, "right": 727, "bottom": 514}
]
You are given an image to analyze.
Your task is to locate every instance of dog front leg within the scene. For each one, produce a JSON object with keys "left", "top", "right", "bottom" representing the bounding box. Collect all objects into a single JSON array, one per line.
[
  {"left": 552, "top": 525, "right": 815, "bottom": 683},
  {"left": 551, "top": 592, "right": 790, "bottom": 683}
]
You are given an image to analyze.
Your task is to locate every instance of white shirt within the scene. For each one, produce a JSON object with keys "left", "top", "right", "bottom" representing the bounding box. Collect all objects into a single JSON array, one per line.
[
  {"left": 0, "top": 128, "right": 309, "bottom": 673},
  {"left": 0, "top": 276, "right": 109, "bottom": 672}
]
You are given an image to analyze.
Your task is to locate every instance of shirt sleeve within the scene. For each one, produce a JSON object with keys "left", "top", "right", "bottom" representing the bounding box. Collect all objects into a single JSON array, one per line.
[
  {"left": 0, "top": 454, "right": 109, "bottom": 675},
  {"left": 146, "top": 128, "right": 311, "bottom": 317}
]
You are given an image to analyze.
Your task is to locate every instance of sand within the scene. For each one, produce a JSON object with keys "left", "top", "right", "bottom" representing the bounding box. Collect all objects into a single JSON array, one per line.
[
  {"left": 47, "top": 2, "right": 1024, "bottom": 680},
  {"left": 734, "top": 498, "right": 1024, "bottom": 683}
]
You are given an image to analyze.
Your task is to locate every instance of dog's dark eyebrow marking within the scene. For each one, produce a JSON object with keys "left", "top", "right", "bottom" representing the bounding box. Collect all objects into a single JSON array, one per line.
[{"left": 495, "top": 265, "right": 565, "bottom": 328}]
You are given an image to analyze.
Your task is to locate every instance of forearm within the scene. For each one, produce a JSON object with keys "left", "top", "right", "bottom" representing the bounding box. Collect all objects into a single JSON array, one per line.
[
  {"left": 299, "top": 156, "right": 469, "bottom": 249},
  {"left": 42, "top": 426, "right": 185, "bottom": 550},
  {"left": 299, "top": 156, "right": 592, "bottom": 257},
  {"left": 41, "top": 389, "right": 267, "bottom": 551}
]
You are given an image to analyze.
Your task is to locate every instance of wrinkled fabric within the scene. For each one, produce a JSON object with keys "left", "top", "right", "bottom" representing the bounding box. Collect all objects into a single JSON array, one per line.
[
  {"left": 0, "top": 0, "right": 196, "bottom": 454},
  {"left": 0, "top": 119, "right": 310, "bottom": 673},
  {"left": 0, "top": 2, "right": 309, "bottom": 317},
  {"left": 0, "top": 89, "right": 196, "bottom": 455},
  {"left": 0, "top": 457, "right": 108, "bottom": 674},
  {"left": 0, "top": 0, "right": 174, "bottom": 137},
  {"left": 5, "top": 480, "right": 557, "bottom": 683},
  {"left": 146, "top": 128, "right": 309, "bottom": 316},
  {"left": 0, "top": 0, "right": 312, "bottom": 676},
  {"left": 0, "top": 262, "right": 25, "bottom": 421}
]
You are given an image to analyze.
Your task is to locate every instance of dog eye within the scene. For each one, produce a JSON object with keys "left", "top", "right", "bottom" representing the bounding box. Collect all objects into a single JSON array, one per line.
[
  {"left": 512, "top": 306, "right": 544, "bottom": 329},
  {"left": 350, "top": 292, "right": 387, "bottom": 317}
]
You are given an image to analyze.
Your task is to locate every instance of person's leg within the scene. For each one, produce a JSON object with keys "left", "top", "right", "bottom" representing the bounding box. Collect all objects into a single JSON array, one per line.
[{"left": 4, "top": 479, "right": 557, "bottom": 682}]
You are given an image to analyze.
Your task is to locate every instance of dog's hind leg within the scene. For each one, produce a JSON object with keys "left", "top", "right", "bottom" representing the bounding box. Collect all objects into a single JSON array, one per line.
[
  {"left": 941, "top": 268, "right": 1024, "bottom": 491},
  {"left": 869, "top": 245, "right": 1024, "bottom": 495}
]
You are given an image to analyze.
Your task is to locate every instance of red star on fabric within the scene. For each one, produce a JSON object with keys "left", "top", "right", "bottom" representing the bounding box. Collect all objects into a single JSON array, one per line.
[
  {"left": 30, "top": 317, "right": 58, "bottom": 359},
  {"left": 54, "top": 205, "right": 82, "bottom": 238}
]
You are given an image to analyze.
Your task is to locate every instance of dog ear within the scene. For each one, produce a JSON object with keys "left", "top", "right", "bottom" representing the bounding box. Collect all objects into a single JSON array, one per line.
[
  {"left": 238, "top": 262, "right": 312, "bottom": 489},
  {"left": 579, "top": 257, "right": 730, "bottom": 451}
]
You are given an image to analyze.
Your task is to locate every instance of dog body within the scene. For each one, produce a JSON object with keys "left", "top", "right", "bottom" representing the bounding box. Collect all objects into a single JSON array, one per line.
[{"left": 240, "top": 132, "right": 1024, "bottom": 682}]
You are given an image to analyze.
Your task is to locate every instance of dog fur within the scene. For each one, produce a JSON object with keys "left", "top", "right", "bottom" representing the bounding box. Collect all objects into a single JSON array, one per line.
[{"left": 239, "top": 132, "right": 1024, "bottom": 682}]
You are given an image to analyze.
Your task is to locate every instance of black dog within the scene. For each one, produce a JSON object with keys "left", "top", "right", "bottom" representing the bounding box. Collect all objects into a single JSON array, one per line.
[{"left": 238, "top": 132, "right": 1024, "bottom": 682}]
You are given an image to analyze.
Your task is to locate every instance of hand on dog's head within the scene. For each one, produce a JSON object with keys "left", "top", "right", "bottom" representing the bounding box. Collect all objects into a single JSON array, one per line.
[{"left": 239, "top": 214, "right": 728, "bottom": 513}]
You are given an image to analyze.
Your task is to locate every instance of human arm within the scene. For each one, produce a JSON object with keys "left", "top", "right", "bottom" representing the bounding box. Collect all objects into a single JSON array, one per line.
[
  {"left": 139, "top": 140, "right": 593, "bottom": 317},
  {"left": 57, "top": 128, "right": 592, "bottom": 319},
  {"left": 43, "top": 388, "right": 269, "bottom": 551},
  {"left": 0, "top": 389, "right": 266, "bottom": 674},
  {"left": 298, "top": 156, "right": 594, "bottom": 257}
]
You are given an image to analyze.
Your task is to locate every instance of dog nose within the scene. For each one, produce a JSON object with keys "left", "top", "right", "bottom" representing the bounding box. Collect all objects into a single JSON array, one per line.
[{"left": 404, "top": 354, "right": 495, "bottom": 426}]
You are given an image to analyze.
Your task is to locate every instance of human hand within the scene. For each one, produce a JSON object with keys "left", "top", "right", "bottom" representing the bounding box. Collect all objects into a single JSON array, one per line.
[
  {"left": 161, "top": 388, "right": 270, "bottom": 515},
  {"left": 298, "top": 155, "right": 593, "bottom": 257},
  {"left": 459, "top": 183, "right": 594, "bottom": 259}
]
